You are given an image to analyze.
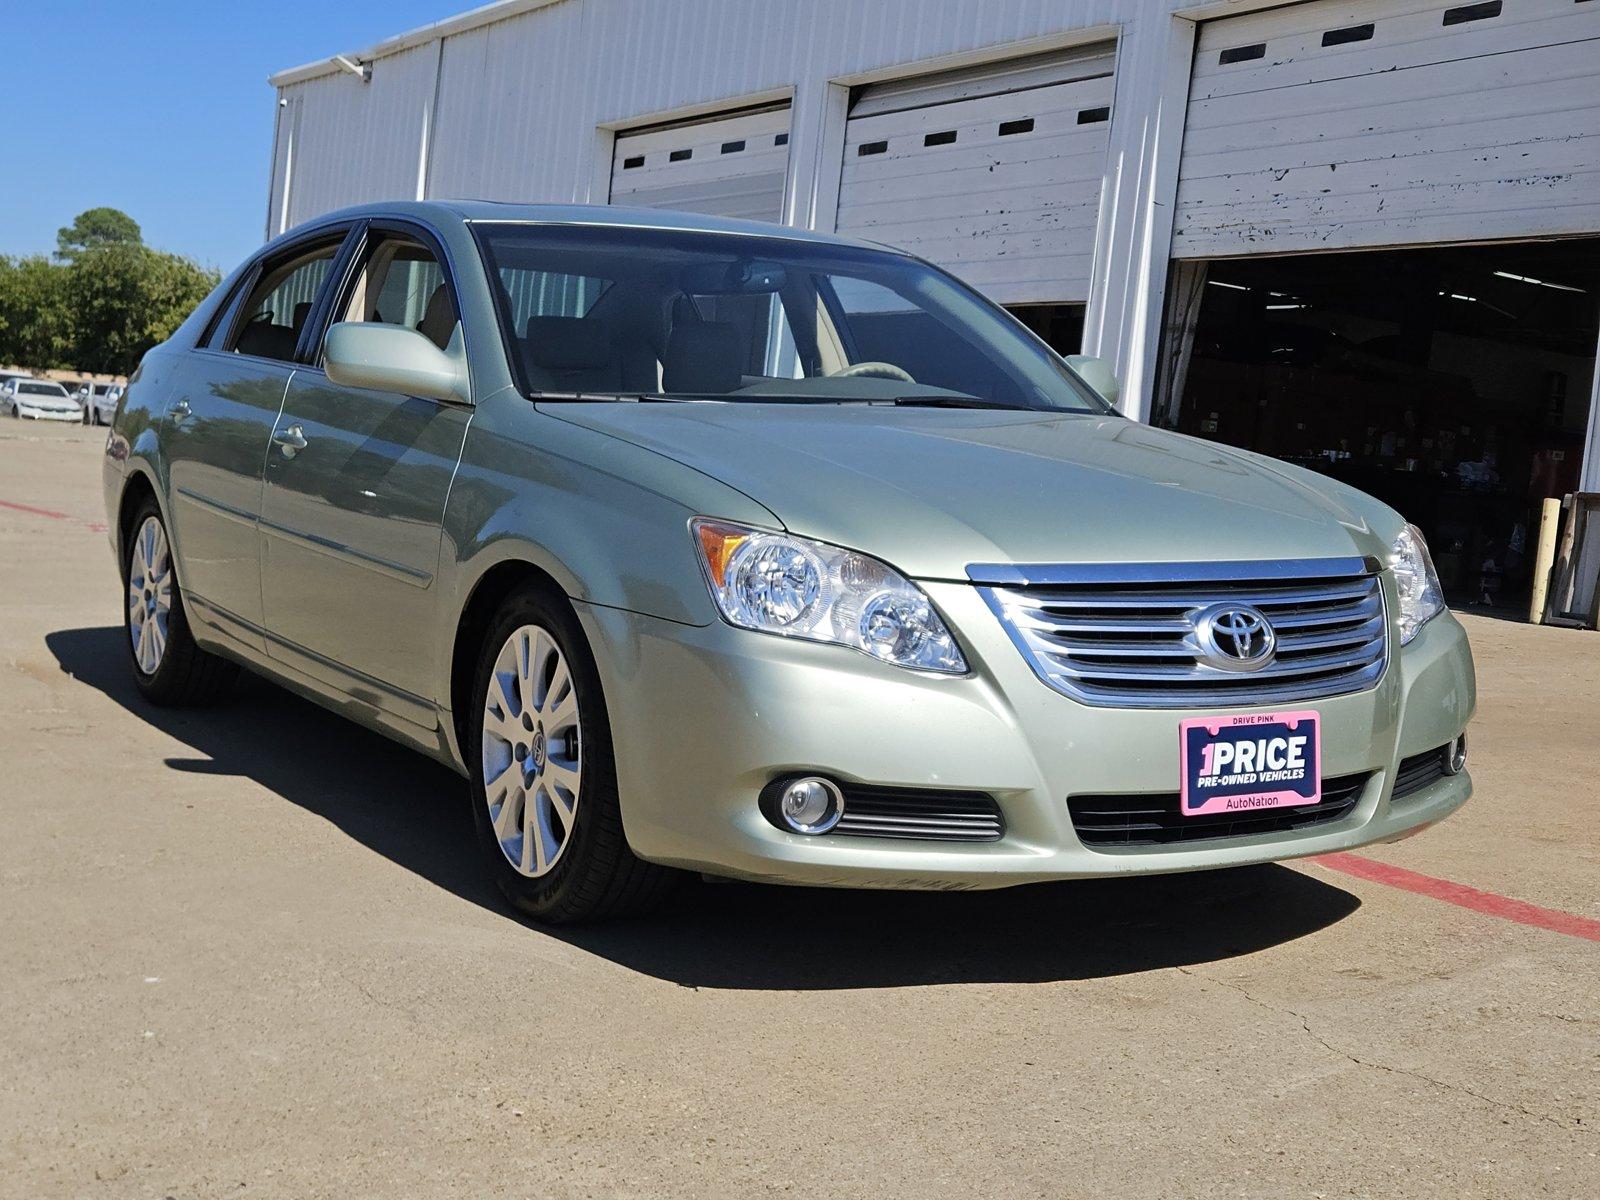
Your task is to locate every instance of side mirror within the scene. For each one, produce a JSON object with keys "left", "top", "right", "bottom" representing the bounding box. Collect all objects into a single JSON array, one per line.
[
  {"left": 1065, "top": 354, "right": 1121, "bottom": 408},
  {"left": 324, "top": 322, "right": 469, "bottom": 405}
]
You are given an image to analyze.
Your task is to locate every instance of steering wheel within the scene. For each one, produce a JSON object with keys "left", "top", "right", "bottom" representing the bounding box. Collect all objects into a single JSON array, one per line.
[{"left": 827, "top": 361, "right": 916, "bottom": 383}]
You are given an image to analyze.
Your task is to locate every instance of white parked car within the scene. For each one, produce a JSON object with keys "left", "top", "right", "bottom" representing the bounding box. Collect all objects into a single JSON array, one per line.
[
  {"left": 3, "top": 378, "right": 79, "bottom": 421},
  {"left": 78, "top": 382, "right": 124, "bottom": 425}
]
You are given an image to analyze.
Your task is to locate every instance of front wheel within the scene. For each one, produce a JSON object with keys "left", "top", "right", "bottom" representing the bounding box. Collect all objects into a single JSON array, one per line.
[
  {"left": 467, "top": 585, "right": 676, "bottom": 923},
  {"left": 123, "top": 498, "right": 238, "bottom": 705}
]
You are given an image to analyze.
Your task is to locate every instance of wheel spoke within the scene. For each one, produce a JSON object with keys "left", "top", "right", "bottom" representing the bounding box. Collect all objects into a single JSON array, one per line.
[
  {"left": 545, "top": 690, "right": 578, "bottom": 734},
  {"left": 525, "top": 791, "right": 550, "bottom": 873},
  {"left": 490, "top": 669, "right": 520, "bottom": 721},
  {"left": 524, "top": 627, "right": 550, "bottom": 709},
  {"left": 481, "top": 700, "right": 518, "bottom": 745},
  {"left": 541, "top": 658, "right": 572, "bottom": 717},
  {"left": 492, "top": 784, "right": 523, "bottom": 840},
  {"left": 543, "top": 760, "right": 580, "bottom": 814}
]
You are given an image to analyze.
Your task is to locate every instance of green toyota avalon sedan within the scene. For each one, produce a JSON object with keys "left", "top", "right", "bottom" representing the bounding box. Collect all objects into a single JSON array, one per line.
[{"left": 103, "top": 201, "right": 1475, "bottom": 922}]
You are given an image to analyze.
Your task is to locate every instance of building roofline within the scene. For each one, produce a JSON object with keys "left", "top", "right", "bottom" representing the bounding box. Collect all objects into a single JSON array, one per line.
[{"left": 268, "top": 0, "right": 567, "bottom": 89}]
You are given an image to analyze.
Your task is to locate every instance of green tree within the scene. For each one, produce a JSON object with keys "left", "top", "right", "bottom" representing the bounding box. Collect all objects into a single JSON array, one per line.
[
  {"left": 64, "top": 244, "right": 218, "bottom": 375},
  {"left": 0, "top": 255, "right": 71, "bottom": 369},
  {"left": 56, "top": 207, "right": 143, "bottom": 261}
]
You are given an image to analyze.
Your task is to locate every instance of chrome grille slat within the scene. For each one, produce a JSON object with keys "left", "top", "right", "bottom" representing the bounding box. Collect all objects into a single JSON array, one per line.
[
  {"left": 1001, "top": 580, "right": 1375, "bottom": 610},
  {"left": 979, "top": 559, "right": 1389, "bottom": 709}
]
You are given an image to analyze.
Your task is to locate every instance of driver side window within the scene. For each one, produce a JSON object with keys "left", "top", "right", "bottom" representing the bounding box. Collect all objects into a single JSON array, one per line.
[{"left": 335, "top": 234, "right": 458, "bottom": 351}]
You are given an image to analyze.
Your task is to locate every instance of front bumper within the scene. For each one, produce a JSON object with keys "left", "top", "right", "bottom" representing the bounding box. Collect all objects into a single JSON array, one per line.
[
  {"left": 16, "top": 404, "right": 81, "bottom": 422},
  {"left": 581, "top": 582, "right": 1475, "bottom": 890}
]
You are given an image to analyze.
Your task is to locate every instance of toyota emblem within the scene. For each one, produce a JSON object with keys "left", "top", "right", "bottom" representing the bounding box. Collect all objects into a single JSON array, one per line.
[{"left": 1193, "top": 602, "right": 1277, "bottom": 672}]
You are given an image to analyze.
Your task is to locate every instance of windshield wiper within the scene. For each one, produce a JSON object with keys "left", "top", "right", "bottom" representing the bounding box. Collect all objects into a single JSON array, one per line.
[
  {"left": 529, "top": 391, "right": 702, "bottom": 403},
  {"left": 886, "top": 395, "right": 1038, "bottom": 411}
]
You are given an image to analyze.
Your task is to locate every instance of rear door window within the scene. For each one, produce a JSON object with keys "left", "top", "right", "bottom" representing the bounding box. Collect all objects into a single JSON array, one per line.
[{"left": 226, "top": 237, "right": 345, "bottom": 363}]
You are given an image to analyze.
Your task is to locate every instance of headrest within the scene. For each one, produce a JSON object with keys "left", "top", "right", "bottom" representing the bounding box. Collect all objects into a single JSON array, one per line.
[
  {"left": 292, "top": 301, "right": 313, "bottom": 333},
  {"left": 417, "top": 284, "right": 456, "bottom": 349},
  {"left": 523, "top": 316, "right": 616, "bottom": 370},
  {"left": 662, "top": 322, "right": 743, "bottom": 394}
]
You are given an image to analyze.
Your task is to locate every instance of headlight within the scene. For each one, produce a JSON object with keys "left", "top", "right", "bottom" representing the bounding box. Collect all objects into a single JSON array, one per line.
[
  {"left": 1389, "top": 524, "right": 1444, "bottom": 645},
  {"left": 691, "top": 519, "right": 967, "bottom": 674}
]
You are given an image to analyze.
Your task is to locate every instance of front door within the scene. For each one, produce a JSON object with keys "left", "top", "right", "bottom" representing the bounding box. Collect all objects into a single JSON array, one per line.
[{"left": 257, "top": 226, "right": 470, "bottom": 718}]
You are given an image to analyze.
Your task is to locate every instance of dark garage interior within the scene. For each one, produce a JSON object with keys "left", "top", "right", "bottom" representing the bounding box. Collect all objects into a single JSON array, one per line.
[{"left": 1157, "top": 240, "right": 1599, "bottom": 613}]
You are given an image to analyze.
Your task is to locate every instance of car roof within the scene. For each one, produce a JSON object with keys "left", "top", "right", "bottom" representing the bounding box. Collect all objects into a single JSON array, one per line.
[{"left": 276, "top": 199, "right": 902, "bottom": 255}]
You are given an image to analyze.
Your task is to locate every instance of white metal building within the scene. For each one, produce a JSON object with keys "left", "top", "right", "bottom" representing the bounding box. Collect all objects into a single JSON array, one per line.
[{"left": 269, "top": 0, "right": 1600, "bottom": 610}]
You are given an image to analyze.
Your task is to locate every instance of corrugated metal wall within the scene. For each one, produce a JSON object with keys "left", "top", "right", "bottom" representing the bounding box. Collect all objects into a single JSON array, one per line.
[
  {"left": 278, "top": 40, "right": 440, "bottom": 228},
  {"left": 273, "top": 0, "right": 1154, "bottom": 226}
]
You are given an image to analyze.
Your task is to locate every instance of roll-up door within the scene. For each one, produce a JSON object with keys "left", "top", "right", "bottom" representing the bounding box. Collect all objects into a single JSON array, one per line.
[
  {"left": 1174, "top": 0, "right": 1600, "bottom": 258},
  {"left": 609, "top": 105, "right": 791, "bottom": 223},
  {"left": 835, "top": 43, "right": 1117, "bottom": 305}
]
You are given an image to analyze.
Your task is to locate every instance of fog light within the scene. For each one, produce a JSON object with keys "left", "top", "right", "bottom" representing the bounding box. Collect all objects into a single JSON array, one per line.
[
  {"left": 1444, "top": 734, "right": 1468, "bottom": 776},
  {"left": 777, "top": 777, "right": 844, "bottom": 835}
]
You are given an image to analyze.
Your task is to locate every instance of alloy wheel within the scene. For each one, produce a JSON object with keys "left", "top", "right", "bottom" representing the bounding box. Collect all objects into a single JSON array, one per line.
[
  {"left": 481, "top": 624, "right": 583, "bottom": 878},
  {"left": 127, "top": 515, "right": 174, "bottom": 676}
]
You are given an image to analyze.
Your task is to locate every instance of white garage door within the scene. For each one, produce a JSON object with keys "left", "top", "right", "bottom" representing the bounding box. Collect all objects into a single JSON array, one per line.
[
  {"left": 835, "top": 44, "right": 1117, "bottom": 305},
  {"left": 609, "top": 105, "right": 791, "bottom": 223},
  {"left": 1174, "top": 0, "right": 1600, "bottom": 257}
]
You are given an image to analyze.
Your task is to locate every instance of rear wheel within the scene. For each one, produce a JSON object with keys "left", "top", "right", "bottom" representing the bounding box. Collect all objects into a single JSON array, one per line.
[
  {"left": 467, "top": 585, "right": 676, "bottom": 923},
  {"left": 124, "top": 497, "right": 237, "bottom": 705}
]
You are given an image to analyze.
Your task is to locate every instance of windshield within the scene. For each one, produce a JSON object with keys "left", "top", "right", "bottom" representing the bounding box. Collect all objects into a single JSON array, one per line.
[
  {"left": 19, "top": 382, "right": 67, "bottom": 397},
  {"left": 472, "top": 223, "right": 1109, "bottom": 413}
]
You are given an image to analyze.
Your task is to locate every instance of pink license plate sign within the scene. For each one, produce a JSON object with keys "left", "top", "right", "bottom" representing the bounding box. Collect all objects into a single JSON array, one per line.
[{"left": 1179, "top": 710, "right": 1321, "bottom": 818}]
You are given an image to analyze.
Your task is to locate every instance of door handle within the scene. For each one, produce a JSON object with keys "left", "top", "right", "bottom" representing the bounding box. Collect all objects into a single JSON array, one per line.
[
  {"left": 170, "top": 399, "right": 192, "bottom": 423},
  {"left": 273, "top": 424, "right": 308, "bottom": 459}
]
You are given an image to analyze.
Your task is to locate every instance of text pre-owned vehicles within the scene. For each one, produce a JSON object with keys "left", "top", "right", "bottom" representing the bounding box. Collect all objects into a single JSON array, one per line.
[
  {"left": 5, "top": 377, "right": 78, "bottom": 420},
  {"left": 102, "top": 201, "right": 1475, "bottom": 923},
  {"left": 77, "top": 382, "right": 124, "bottom": 426}
]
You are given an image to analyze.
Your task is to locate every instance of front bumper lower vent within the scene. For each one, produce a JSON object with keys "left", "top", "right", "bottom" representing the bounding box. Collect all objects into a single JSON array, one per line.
[
  {"left": 1069, "top": 773, "right": 1369, "bottom": 848},
  {"left": 1391, "top": 744, "right": 1451, "bottom": 801},
  {"left": 972, "top": 557, "right": 1388, "bottom": 709},
  {"left": 833, "top": 784, "right": 1004, "bottom": 842}
]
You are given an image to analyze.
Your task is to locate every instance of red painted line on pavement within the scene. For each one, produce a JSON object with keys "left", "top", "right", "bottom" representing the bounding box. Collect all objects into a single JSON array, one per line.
[
  {"left": 1314, "top": 852, "right": 1600, "bottom": 944},
  {"left": 0, "top": 497, "right": 107, "bottom": 534}
]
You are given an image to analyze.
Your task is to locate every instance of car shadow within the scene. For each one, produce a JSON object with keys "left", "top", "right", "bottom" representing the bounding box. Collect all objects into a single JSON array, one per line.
[{"left": 48, "top": 625, "right": 1361, "bottom": 991}]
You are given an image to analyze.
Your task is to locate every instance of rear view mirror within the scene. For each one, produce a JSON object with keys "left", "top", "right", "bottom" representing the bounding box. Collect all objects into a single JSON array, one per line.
[
  {"left": 324, "top": 322, "right": 469, "bottom": 404},
  {"left": 1066, "top": 354, "right": 1121, "bottom": 408},
  {"left": 680, "top": 259, "right": 788, "bottom": 295}
]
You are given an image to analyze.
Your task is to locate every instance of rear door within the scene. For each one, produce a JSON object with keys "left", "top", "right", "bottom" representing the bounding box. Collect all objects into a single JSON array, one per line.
[
  {"left": 163, "top": 229, "right": 350, "bottom": 647},
  {"left": 257, "top": 220, "right": 472, "bottom": 719}
]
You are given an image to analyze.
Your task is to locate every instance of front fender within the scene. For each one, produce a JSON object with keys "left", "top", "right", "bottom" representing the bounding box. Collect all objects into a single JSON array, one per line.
[{"left": 434, "top": 392, "right": 779, "bottom": 717}]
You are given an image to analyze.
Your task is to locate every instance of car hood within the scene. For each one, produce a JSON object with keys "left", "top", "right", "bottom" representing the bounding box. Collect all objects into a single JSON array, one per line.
[
  {"left": 17, "top": 394, "right": 76, "bottom": 411},
  {"left": 546, "top": 403, "right": 1397, "bottom": 580}
]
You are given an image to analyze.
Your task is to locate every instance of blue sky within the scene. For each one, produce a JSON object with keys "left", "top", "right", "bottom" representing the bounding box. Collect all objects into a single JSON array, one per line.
[{"left": 4, "top": 1, "right": 464, "bottom": 270}]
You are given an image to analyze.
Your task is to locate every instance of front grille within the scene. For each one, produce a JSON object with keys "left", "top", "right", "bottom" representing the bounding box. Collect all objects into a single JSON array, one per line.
[
  {"left": 833, "top": 785, "right": 1005, "bottom": 842},
  {"left": 1392, "top": 744, "right": 1450, "bottom": 801},
  {"left": 974, "top": 557, "right": 1388, "bottom": 708},
  {"left": 1069, "top": 773, "right": 1369, "bottom": 848}
]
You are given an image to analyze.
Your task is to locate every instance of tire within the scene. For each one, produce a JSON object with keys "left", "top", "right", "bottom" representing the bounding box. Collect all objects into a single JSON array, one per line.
[
  {"left": 467, "top": 584, "right": 677, "bottom": 923},
  {"left": 123, "top": 496, "right": 238, "bottom": 706}
]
